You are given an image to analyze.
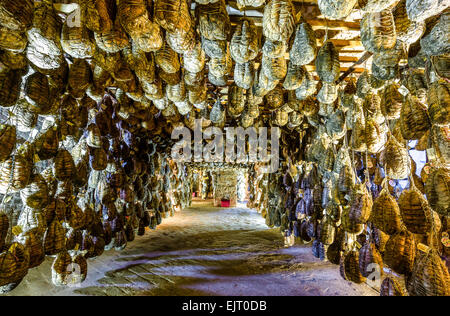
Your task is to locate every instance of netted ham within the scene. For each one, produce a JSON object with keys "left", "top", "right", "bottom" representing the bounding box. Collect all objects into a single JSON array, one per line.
[
  {"left": 372, "top": 61, "right": 399, "bottom": 81},
  {"left": 420, "top": 11, "right": 450, "bottom": 56},
  {"left": 183, "top": 42, "right": 206, "bottom": 73},
  {"left": 0, "top": 26, "right": 27, "bottom": 53},
  {"left": 393, "top": 0, "right": 425, "bottom": 44},
  {"left": 202, "top": 38, "right": 227, "bottom": 59},
  {"left": 155, "top": 0, "right": 192, "bottom": 33},
  {"left": 0, "top": 0, "right": 33, "bottom": 32},
  {"left": 262, "top": 55, "right": 287, "bottom": 81},
  {"left": 26, "top": 1, "right": 63, "bottom": 69},
  {"left": 316, "top": 41, "right": 340, "bottom": 83},
  {"left": 317, "top": 82, "right": 338, "bottom": 105},
  {"left": 295, "top": 71, "right": 317, "bottom": 100},
  {"left": 0, "top": 51, "right": 27, "bottom": 70},
  {"left": 237, "top": 0, "right": 266, "bottom": 8},
  {"left": 289, "top": 19, "right": 317, "bottom": 66},
  {"left": 210, "top": 99, "right": 225, "bottom": 123},
  {"left": 118, "top": 0, "right": 163, "bottom": 52},
  {"left": 189, "top": 83, "right": 208, "bottom": 105},
  {"left": 0, "top": 69, "right": 21, "bottom": 107},
  {"left": 81, "top": 0, "right": 113, "bottom": 33},
  {"left": 361, "top": 10, "right": 397, "bottom": 53},
  {"left": 400, "top": 95, "right": 431, "bottom": 140},
  {"left": 95, "top": 18, "right": 130, "bottom": 54},
  {"left": 262, "top": 0, "right": 296, "bottom": 42},
  {"left": 380, "top": 134, "right": 411, "bottom": 180},
  {"left": 406, "top": 0, "right": 449, "bottom": 22},
  {"left": 283, "top": 63, "right": 305, "bottom": 91},
  {"left": 318, "top": 0, "right": 358, "bottom": 20},
  {"left": 381, "top": 83, "right": 403, "bottom": 120},
  {"left": 262, "top": 40, "right": 287, "bottom": 58},
  {"left": 230, "top": 20, "right": 259, "bottom": 64},
  {"left": 166, "top": 27, "right": 196, "bottom": 54},
  {"left": 253, "top": 68, "right": 279, "bottom": 97},
  {"left": 155, "top": 41, "right": 180, "bottom": 74},
  {"left": 196, "top": 0, "right": 230, "bottom": 41},
  {"left": 167, "top": 80, "right": 186, "bottom": 103},
  {"left": 427, "top": 81, "right": 449, "bottom": 126},
  {"left": 61, "top": 18, "right": 96, "bottom": 59},
  {"left": 9, "top": 102, "right": 37, "bottom": 133},
  {"left": 68, "top": 59, "right": 91, "bottom": 100},
  {"left": 122, "top": 46, "right": 155, "bottom": 85},
  {"left": 228, "top": 84, "right": 246, "bottom": 118},
  {"left": 234, "top": 62, "right": 255, "bottom": 90}
]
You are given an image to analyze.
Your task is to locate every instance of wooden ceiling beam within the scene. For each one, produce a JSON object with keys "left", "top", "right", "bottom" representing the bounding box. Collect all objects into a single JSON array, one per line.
[
  {"left": 337, "top": 51, "right": 373, "bottom": 83},
  {"left": 337, "top": 56, "right": 360, "bottom": 62},
  {"left": 229, "top": 16, "right": 360, "bottom": 31},
  {"left": 305, "top": 65, "right": 366, "bottom": 73},
  {"left": 312, "top": 76, "right": 353, "bottom": 82},
  {"left": 307, "top": 19, "right": 360, "bottom": 31},
  {"left": 316, "top": 38, "right": 362, "bottom": 47},
  {"left": 291, "top": 0, "right": 318, "bottom": 3},
  {"left": 283, "top": 54, "right": 358, "bottom": 63}
]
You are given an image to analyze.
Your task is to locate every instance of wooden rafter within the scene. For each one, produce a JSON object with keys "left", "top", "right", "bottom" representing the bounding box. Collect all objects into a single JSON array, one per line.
[
  {"left": 204, "top": 0, "right": 368, "bottom": 92},
  {"left": 307, "top": 19, "right": 360, "bottom": 31},
  {"left": 305, "top": 65, "right": 366, "bottom": 73},
  {"left": 337, "top": 51, "right": 373, "bottom": 83}
]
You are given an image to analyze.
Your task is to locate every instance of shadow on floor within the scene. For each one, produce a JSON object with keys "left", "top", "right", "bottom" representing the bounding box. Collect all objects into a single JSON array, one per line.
[
  {"left": 71, "top": 226, "right": 347, "bottom": 296},
  {"left": 73, "top": 252, "right": 309, "bottom": 296},
  {"left": 121, "top": 228, "right": 284, "bottom": 255}
]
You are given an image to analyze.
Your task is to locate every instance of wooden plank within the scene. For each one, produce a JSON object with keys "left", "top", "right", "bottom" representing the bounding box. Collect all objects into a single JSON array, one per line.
[
  {"left": 337, "top": 51, "right": 373, "bottom": 83},
  {"left": 229, "top": 16, "right": 262, "bottom": 26},
  {"left": 307, "top": 61, "right": 361, "bottom": 68},
  {"left": 338, "top": 56, "right": 360, "bottom": 62},
  {"left": 312, "top": 76, "right": 354, "bottom": 82},
  {"left": 285, "top": 52, "right": 360, "bottom": 62},
  {"left": 229, "top": 16, "right": 360, "bottom": 32},
  {"left": 227, "top": 21, "right": 363, "bottom": 50},
  {"left": 340, "top": 50, "right": 365, "bottom": 54},
  {"left": 305, "top": 65, "right": 366, "bottom": 73},
  {"left": 291, "top": 0, "right": 318, "bottom": 3},
  {"left": 316, "top": 39, "right": 362, "bottom": 48},
  {"left": 307, "top": 19, "right": 360, "bottom": 31}
]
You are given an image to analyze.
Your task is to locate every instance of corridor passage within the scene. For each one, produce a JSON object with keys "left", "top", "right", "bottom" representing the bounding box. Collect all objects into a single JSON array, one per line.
[{"left": 8, "top": 200, "right": 377, "bottom": 296}]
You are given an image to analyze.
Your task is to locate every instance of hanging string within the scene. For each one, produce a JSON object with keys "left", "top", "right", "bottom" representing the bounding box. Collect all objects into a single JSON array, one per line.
[
  {"left": 344, "top": 130, "right": 348, "bottom": 149},
  {"left": 364, "top": 149, "right": 370, "bottom": 185},
  {"left": 382, "top": 162, "right": 389, "bottom": 192},
  {"left": 350, "top": 138, "right": 360, "bottom": 184},
  {"left": 401, "top": 41, "right": 410, "bottom": 78},
  {"left": 0, "top": 183, "right": 12, "bottom": 211},
  {"left": 0, "top": 104, "right": 18, "bottom": 126},
  {"left": 0, "top": 152, "right": 15, "bottom": 211},
  {"left": 57, "top": 104, "right": 70, "bottom": 152},
  {"left": 363, "top": 54, "right": 369, "bottom": 73}
]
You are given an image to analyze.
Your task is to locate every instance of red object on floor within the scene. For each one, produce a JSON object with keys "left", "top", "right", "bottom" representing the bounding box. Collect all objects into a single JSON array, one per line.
[{"left": 221, "top": 200, "right": 230, "bottom": 207}]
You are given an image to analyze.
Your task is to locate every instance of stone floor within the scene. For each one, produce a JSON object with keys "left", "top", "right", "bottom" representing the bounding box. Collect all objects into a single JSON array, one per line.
[{"left": 6, "top": 199, "right": 377, "bottom": 296}]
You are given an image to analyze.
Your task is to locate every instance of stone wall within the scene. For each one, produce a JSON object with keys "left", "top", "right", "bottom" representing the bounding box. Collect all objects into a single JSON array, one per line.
[{"left": 212, "top": 170, "right": 238, "bottom": 207}]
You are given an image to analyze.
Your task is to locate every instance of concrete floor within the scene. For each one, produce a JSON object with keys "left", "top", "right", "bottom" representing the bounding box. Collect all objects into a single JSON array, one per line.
[{"left": 6, "top": 200, "right": 377, "bottom": 296}]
